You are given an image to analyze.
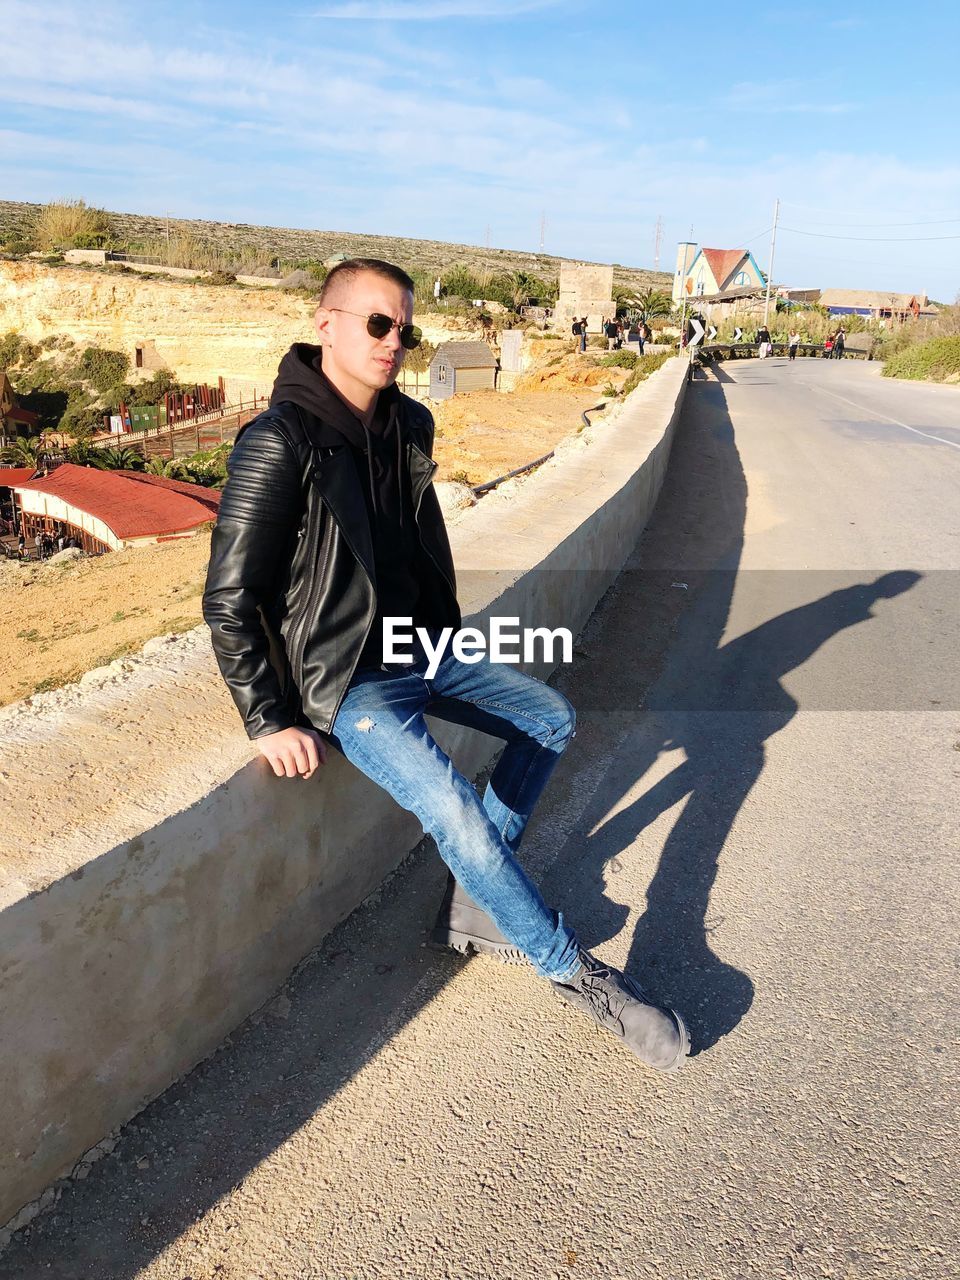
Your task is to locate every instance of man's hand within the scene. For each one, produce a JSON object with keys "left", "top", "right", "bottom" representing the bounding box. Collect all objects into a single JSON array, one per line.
[{"left": 255, "top": 727, "right": 327, "bottom": 779}]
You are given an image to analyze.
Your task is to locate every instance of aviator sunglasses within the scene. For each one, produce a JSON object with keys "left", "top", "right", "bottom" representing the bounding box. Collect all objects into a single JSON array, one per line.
[{"left": 329, "top": 308, "right": 423, "bottom": 350}]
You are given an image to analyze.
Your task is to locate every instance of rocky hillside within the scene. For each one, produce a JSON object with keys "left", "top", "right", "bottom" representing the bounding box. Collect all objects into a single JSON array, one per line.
[{"left": 0, "top": 200, "right": 671, "bottom": 296}]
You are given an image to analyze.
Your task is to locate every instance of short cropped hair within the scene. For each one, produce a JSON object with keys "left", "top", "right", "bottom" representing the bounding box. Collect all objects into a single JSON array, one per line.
[{"left": 319, "top": 258, "right": 416, "bottom": 307}]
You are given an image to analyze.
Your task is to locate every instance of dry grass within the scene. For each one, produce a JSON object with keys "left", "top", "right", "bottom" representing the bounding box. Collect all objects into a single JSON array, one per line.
[
  {"left": 30, "top": 198, "right": 112, "bottom": 250},
  {"left": 0, "top": 199, "right": 671, "bottom": 296}
]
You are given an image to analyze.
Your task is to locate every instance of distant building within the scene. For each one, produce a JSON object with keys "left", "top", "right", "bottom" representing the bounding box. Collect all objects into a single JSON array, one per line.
[
  {"left": 12, "top": 465, "right": 220, "bottom": 554},
  {"left": 429, "top": 342, "right": 498, "bottom": 400},
  {"left": 553, "top": 261, "right": 615, "bottom": 333},
  {"left": 818, "top": 290, "right": 937, "bottom": 322},
  {"left": 673, "top": 243, "right": 766, "bottom": 304},
  {"left": 0, "top": 372, "right": 39, "bottom": 444}
]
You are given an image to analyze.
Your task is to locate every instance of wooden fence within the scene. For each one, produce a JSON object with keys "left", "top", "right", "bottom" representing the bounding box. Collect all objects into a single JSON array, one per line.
[{"left": 90, "top": 397, "right": 268, "bottom": 462}]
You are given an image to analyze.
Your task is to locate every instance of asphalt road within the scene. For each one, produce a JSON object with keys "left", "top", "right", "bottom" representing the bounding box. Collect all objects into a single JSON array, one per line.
[{"left": 3, "top": 359, "right": 958, "bottom": 1280}]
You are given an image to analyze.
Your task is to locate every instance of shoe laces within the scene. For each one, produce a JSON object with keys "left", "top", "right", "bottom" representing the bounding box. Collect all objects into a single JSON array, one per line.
[{"left": 575, "top": 960, "right": 627, "bottom": 1034}]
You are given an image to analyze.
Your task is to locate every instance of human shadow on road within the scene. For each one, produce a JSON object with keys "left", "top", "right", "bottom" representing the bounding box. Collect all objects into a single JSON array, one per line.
[{"left": 542, "top": 373, "right": 920, "bottom": 1053}]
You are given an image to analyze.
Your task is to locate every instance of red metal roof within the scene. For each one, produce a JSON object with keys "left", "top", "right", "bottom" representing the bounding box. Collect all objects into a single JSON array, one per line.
[
  {"left": 13, "top": 464, "right": 218, "bottom": 540},
  {"left": 116, "top": 471, "right": 221, "bottom": 515},
  {"left": 701, "top": 248, "right": 748, "bottom": 289},
  {"left": 0, "top": 466, "right": 37, "bottom": 487}
]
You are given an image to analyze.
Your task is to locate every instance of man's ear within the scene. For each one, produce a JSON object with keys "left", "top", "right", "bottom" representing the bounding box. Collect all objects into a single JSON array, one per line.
[{"left": 314, "top": 306, "right": 333, "bottom": 346}]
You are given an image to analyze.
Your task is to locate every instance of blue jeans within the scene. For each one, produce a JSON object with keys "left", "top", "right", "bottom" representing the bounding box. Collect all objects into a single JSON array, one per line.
[{"left": 329, "top": 640, "right": 581, "bottom": 982}]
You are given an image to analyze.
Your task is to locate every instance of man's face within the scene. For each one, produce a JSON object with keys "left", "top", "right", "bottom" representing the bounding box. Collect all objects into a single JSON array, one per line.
[{"left": 314, "top": 271, "right": 414, "bottom": 401}]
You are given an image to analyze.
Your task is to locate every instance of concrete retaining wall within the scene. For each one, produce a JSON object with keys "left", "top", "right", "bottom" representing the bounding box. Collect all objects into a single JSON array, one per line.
[{"left": 0, "top": 358, "right": 689, "bottom": 1234}]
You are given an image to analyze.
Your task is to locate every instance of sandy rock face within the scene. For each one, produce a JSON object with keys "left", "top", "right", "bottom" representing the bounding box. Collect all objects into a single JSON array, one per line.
[{"left": 0, "top": 260, "right": 312, "bottom": 393}]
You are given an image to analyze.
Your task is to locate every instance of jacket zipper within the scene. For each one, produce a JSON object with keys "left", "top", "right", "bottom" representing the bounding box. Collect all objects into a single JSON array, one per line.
[
  {"left": 411, "top": 450, "right": 457, "bottom": 598},
  {"left": 288, "top": 491, "right": 329, "bottom": 680}
]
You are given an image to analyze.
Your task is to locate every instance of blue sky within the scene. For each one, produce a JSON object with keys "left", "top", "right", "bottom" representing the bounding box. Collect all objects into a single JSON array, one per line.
[{"left": 2, "top": 0, "right": 958, "bottom": 300}]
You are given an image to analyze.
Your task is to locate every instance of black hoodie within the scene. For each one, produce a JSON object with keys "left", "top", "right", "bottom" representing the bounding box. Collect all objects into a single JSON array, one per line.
[{"left": 269, "top": 342, "right": 429, "bottom": 667}]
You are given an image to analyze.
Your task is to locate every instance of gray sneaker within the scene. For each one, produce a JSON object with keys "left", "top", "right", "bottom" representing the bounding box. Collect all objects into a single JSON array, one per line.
[
  {"left": 428, "top": 872, "right": 531, "bottom": 966},
  {"left": 553, "top": 949, "right": 690, "bottom": 1071}
]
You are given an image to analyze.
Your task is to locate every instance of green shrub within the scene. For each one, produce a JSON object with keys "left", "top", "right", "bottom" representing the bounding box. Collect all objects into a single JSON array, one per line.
[
  {"left": 60, "top": 402, "right": 106, "bottom": 437},
  {"left": 0, "top": 332, "right": 39, "bottom": 369},
  {"left": 442, "top": 266, "right": 483, "bottom": 301},
  {"left": 91, "top": 445, "right": 146, "bottom": 471},
  {"left": 71, "top": 231, "right": 110, "bottom": 249},
  {"left": 402, "top": 338, "right": 436, "bottom": 375},
  {"left": 599, "top": 350, "right": 638, "bottom": 369},
  {"left": 121, "top": 370, "right": 185, "bottom": 407},
  {"left": 79, "top": 346, "right": 130, "bottom": 394},
  {"left": 882, "top": 335, "right": 960, "bottom": 382}
]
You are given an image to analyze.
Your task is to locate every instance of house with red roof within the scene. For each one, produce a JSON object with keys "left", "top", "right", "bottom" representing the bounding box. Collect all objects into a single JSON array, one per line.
[
  {"left": 11, "top": 464, "right": 220, "bottom": 554},
  {"left": 672, "top": 242, "right": 766, "bottom": 304},
  {"left": 0, "top": 372, "right": 39, "bottom": 444}
]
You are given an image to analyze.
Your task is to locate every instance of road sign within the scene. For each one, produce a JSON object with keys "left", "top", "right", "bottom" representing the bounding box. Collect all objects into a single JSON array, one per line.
[
  {"left": 734, "top": 326, "right": 743, "bottom": 342},
  {"left": 707, "top": 325, "right": 718, "bottom": 340},
  {"left": 688, "top": 317, "right": 705, "bottom": 346}
]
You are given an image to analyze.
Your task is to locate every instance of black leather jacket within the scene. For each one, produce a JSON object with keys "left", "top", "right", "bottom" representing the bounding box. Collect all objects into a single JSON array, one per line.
[{"left": 202, "top": 396, "right": 461, "bottom": 739}]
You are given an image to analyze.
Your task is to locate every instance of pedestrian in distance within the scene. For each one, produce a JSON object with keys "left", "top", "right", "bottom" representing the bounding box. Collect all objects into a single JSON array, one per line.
[
  {"left": 579, "top": 317, "right": 588, "bottom": 353},
  {"left": 203, "top": 257, "right": 689, "bottom": 1071},
  {"left": 604, "top": 317, "right": 619, "bottom": 351},
  {"left": 788, "top": 330, "right": 801, "bottom": 361},
  {"left": 823, "top": 334, "right": 834, "bottom": 359},
  {"left": 756, "top": 325, "right": 771, "bottom": 359},
  {"left": 833, "top": 328, "right": 845, "bottom": 359}
]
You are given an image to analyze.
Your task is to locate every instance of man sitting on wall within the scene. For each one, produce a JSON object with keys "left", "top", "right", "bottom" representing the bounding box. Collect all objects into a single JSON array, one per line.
[{"left": 203, "top": 258, "right": 689, "bottom": 1071}]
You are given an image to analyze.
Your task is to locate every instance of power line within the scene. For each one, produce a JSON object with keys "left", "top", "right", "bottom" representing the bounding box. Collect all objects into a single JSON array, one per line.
[
  {"left": 779, "top": 215, "right": 960, "bottom": 229},
  {"left": 738, "top": 226, "right": 772, "bottom": 247},
  {"left": 780, "top": 226, "right": 960, "bottom": 243}
]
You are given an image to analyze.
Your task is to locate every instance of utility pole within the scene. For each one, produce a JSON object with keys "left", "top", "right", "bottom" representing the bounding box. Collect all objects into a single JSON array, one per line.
[
  {"left": 763, "top": 198, "right": 780, "bottom": 326},
  {"left": 539, "top": 211, "right": 546, "bottom": 254},
  {"left": 654, "top": 215, "right": 663, "bottom": 272},
  {"left": 678, "top": 238, "right": 693, "bottom": 354}
]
